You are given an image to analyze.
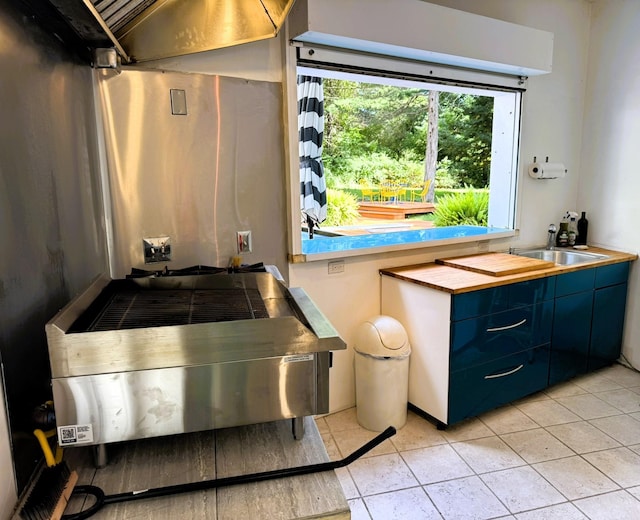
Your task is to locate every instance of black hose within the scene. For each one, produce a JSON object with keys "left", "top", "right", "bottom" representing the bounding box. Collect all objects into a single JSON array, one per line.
[{"left": 63, "top": 425, "right": 396, "bottom": 519}]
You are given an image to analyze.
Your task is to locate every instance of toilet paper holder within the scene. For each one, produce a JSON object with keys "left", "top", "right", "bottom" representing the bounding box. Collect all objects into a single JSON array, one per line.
[{"left": 529, "top": 156, "right": 566, "bottom": 179}]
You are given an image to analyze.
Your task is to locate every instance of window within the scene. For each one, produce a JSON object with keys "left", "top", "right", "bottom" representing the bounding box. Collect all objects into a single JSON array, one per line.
[{"left": 290, "top": 46, "right": 522, "bottom": 258}]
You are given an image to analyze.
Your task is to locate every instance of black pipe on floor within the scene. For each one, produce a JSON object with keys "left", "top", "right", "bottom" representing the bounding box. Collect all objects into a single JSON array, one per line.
[{"left": 63, "top": 425, "right": 396, "bottom": 520}]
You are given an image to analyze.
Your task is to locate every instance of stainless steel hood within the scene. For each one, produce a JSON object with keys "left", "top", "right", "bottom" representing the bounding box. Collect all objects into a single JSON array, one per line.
[{"left": 25, "top": 0, "right": 296, "bottom": 64}]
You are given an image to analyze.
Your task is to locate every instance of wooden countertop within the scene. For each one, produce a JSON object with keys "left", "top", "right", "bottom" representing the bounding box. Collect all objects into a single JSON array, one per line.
[
  {"left": 380, "top": 247, "right": 637, "bottom": 294},
  {"left": 63, "top": 418, "right": 350, "bottom": 520}
]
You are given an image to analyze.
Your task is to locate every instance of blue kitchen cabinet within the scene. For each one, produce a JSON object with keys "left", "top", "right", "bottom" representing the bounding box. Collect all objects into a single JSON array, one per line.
[
  {"left": 381, "top": 261, "right": 631, "bottom": 427},
  {"left": 448, "top": 344, "right": 551, "bottom": 424},
  {"left": 381, "top": 275, "right": 555, "bottom": 427},
  {"left": 549, "top": 269, "right": 595, "bottom": 385},
  {"left": 589, "top": 263, "right": 629, "bottom": 371},
  {"left": 451, "top": 301, "right": 554, "bottom": 371},
  {"left": 549, "top": 262, "right": 630, "bottom": 384},
  {"left": 448, "top": 279, "right": 554, "bottom": 424},
  {"left": 451, "top": 277, "right": 555, "bottom": 321}
]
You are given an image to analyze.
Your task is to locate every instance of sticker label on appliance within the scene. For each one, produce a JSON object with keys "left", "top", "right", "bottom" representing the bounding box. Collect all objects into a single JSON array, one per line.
[
  {"left": 283, "top": 354, "right": 314, "bottom": 363},
  {"left": 57, "top": 424, "right": 94, "bottom": 445}
]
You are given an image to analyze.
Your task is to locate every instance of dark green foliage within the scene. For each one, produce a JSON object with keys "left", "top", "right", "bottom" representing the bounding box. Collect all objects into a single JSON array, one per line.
[
  {"left": 438, "top": 93, "right": 493, "bottom": 187},
  {"left": 322, "top": 79, "right": 493, "bottom": 190}
]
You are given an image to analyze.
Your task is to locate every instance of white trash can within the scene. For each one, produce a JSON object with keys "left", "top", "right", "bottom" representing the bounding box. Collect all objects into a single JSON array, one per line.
[{"left": 353, "top": 315, "right": 411, "bottom": 431}]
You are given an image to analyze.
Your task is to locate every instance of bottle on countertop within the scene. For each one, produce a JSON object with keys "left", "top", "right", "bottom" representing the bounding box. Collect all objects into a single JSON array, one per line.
[
  {"left": 576, "top": 211, "right": 589, "bottom": 245},
  {"left": 557, "top": 221, "right": 569, "bottom": 247},
  {"left": 568, "top": 215, "right": 577, "bottom": 246}
]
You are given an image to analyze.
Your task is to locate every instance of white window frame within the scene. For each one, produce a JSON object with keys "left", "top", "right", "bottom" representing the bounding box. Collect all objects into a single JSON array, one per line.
[{"left": 284, "top": 43, "right": 523, "bottom": 262}]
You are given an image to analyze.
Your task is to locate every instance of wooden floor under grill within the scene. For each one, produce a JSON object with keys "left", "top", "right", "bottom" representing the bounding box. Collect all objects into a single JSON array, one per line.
[{"left": 62, "top": 417, "right": 348, "bottom": 519}]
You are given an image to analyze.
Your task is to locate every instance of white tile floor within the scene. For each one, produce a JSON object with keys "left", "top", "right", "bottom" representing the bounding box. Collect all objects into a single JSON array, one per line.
[{"left": 315, "top": 363, "right": 640, "bottom": 520}]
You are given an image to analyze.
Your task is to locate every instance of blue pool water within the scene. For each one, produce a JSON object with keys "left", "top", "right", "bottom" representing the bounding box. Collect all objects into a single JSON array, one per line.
[{"left": 302, "top": 226, "right": 509, "bottom": 255}]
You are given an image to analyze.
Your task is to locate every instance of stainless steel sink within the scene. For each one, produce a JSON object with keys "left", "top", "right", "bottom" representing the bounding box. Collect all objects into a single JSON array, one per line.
[{"left": 513, "top": 249, "right": 609, "bottom": 265}]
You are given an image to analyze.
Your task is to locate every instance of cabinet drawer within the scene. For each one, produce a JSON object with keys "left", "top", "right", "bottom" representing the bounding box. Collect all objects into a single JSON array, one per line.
[
  {"left": 595, "top": 262, "right": 629, "bottom": 288},
  {"left": 451, "top": 277, "right": 555, "bottom": 321},
  {"left": 450, "top": 300, "right": 553, "bottom": 371},
  {"left": 448, "top": 344, "right": 550, "bottom": 425}
]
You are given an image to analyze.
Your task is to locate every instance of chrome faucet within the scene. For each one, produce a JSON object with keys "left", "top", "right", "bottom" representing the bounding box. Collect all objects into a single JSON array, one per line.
[{"left": 546, "top": 224, "right": 557, "bottom": 250}]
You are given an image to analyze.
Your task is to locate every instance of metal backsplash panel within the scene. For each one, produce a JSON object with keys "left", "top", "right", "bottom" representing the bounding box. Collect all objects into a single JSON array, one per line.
[
  {"left": 96, "top": 68, "right": 287, "bottom": 278},
  {"left": 0, "top": 3, "right": 108, "bottom": 495}
]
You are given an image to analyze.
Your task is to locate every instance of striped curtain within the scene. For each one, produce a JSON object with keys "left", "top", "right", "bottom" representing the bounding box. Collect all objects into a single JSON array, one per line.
[{"left": 298, "top": 75, "right": 326, "bottom": 238}]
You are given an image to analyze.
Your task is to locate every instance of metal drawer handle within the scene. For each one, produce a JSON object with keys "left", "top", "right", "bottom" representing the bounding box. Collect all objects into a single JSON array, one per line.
[
  {"left": 486, "top": 318, "right": 527, "bottom": 332},
  {"left": 484, "top": 364, "right": 524, "bottom": 379}
]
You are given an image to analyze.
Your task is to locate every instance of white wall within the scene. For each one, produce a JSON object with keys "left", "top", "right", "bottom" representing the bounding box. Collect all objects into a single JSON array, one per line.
[
  {"left": 580, "top": 0, "right": 640, "bottom": 368},
  {"left": 291, "top": 0, "right": 597, "bottom": 412}
]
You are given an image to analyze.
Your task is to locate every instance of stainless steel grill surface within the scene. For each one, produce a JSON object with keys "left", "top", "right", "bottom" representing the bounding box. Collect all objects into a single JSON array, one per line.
[{"left": 46, "top": 268, "right": 345, "bottom": 450}]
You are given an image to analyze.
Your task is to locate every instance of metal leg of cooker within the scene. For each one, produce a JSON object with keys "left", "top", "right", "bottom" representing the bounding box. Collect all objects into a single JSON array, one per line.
[
  {"left": 292, "top": 417, "right": 305, "bottom": 440},
  {"left": 93, "top": 443, "right": 108, "bottom": 468}
]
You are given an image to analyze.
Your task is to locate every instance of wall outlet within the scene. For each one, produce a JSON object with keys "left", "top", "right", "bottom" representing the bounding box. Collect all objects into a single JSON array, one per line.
[
  {"left": 328, "top": 260, "right": 345, "bottom": 274},
  {"left": 237, "top": 231, "right": 252, "bottom": 253},
  {"left": 143, "top": 236, "right": 171, "bottom": 263}
]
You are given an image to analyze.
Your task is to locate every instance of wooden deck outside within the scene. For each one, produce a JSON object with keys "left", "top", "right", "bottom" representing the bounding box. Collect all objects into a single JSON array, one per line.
[
  {"left": 320, "top": 218, "right": 434, "bottom": 236},
  {"left": 358, "top": 201, "right": 436, "bottom": 220}
]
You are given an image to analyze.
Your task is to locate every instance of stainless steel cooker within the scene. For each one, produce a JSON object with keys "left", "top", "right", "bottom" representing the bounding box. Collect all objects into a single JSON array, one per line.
[{"left": 45, "top": 266, "right": 345, "bottom": 461}]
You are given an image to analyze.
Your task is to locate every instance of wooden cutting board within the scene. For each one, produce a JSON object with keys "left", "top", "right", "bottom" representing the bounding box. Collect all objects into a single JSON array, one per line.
[{"left": 436, "top": 252, "right": 555, "bottom": 276}]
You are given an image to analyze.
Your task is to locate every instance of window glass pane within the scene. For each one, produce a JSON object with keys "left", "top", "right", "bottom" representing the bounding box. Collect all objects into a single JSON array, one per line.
[{"left": 296, "top": 65, "right": 520, "bottom": 256}]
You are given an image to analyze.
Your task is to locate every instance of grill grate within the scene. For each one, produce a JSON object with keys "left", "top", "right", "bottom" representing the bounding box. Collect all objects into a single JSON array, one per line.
[{"left": 88, "top": 287, "right": 269, "bottom": 331}]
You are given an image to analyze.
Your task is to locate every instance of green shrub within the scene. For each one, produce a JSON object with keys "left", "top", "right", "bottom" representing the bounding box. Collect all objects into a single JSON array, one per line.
[
  {"left": 435, "top": 157, "right": 459, "bottom": 189},
  {"left": 332, "top": 152, "right": 428, "bottom": 188},
  {"left": 324, "top": 189, "right": 361, "bottom": 226},
  {"left": 433, "top": 189, "right": 488, "bottom": 227}
]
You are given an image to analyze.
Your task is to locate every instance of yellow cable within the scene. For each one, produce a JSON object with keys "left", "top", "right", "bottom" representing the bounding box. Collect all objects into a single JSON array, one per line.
[
  {"left": 33, "top": 429, "right": 56, "bottom": 467},
  {"left": 43, "top": 428, "right": 64, "bottom": 463},
  {"left": 34, "top": 403, "right": 65, "bottom": 466}
]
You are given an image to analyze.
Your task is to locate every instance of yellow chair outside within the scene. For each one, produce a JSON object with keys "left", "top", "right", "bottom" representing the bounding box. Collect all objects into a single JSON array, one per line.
[
  {"left": 379, "top": 181, "right": 402, "bottom": 202},
  {"left": 358, "top": 180, "right": 379, "bottom": 201},
  {"left": 397, "top": 183, "right": 409, "bottom": 202},
  {"left": 411, "top": 179, "right": 432, "bottom": 202}
]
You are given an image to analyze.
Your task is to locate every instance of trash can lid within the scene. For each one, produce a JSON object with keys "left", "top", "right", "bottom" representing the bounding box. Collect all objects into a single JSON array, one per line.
[{"left": 353, "top": 315, "right": 411, "bottom": 357}]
